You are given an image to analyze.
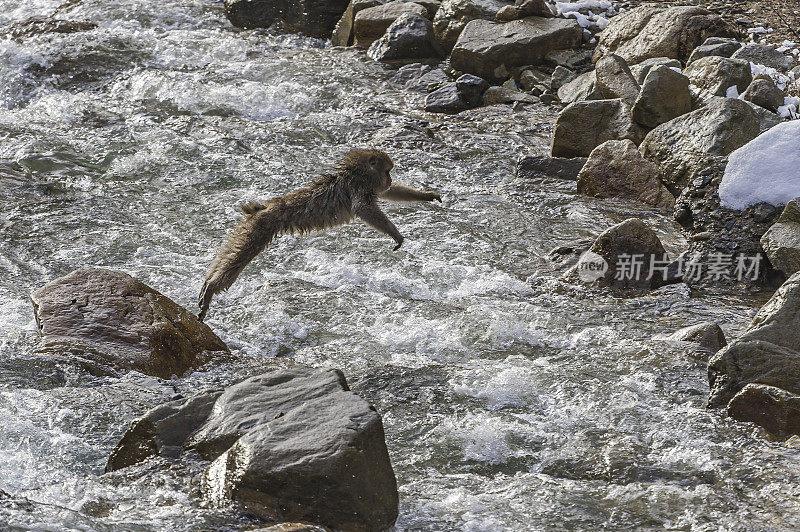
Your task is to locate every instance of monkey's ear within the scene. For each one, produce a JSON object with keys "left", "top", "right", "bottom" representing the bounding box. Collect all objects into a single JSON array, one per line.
[{"left": 368, "top": 155, "right": 378, "bottom": 167}]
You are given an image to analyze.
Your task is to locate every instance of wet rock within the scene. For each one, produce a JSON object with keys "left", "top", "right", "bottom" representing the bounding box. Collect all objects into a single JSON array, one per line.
[
  {"left": 593, "top": 5, "right": 737, "bottom": 65},
  {"left": 629, "top": 57, "right": 682, "bottom": 85},
  {"left": 595, "top": 54, "right": 640, "bottom": 105},
  {"left": 432, "top": 0, "right": 512, "bottom": 52},
  {"left": 686, "top": 37, "right": 742, "bottom": 65},
  {"left": 556, "top": 70, "right": 602, "bottom": 104},
  {"left": 709, "top": 272, "right": 800, "bottom": 407},
  {"left": 31, "top": 268, "right": 228, "bottom": 379},
  {"left": 331, "top": 0, "right": 382, "bottom": 46},
  {"left": 482, "top": 86, "right": 539, "bottom": 105},
  {"left": 425, "top": 82, "right": 468, "bottom": 113},
  {"left": 728, "top": 384, "right": 800, "bottom": 438},
  {"left": 732, "top": 44, "right": 795, "bottom": 72},
  {"left": 3, "top": 17, "right": 97, "bottom": 40},
  {"left": 551, "top": 99, "right": 645, "bottom": 158},
  {"left": 354, "top": 1, "right": 428, "bottom": 48},
  {"left": 515, "top": 155, "right": 586, "bottom": 180},
  {"left": 518, "top": 68, "right": 549, "bottom": 91},
  {"left": 639, "top": 97, "right": 759, "bottom": 192},
  {"left": 550, "top": 65, "right": 576, "bottom": 91},
  {"left": 577, "top": 140, "right": 674, "bottom": 209},
  {"left": 683, "top": 56, "right": 752, "bottom": 97},
  {"left": 450, "top": 17, "right": 582, "bottom": 82},
  {"left": 665, "top": 322, "right": 727, "bottom": 359},
  {"left": 761, "top": 200, "right": 800, "bottom": 276},
  {"left": 393, "top": 63, "right": 450, "bottom": 91},
  {"left": 367, "top": 13, "right": 444, "bottom": 62},
  {"left": 580, "top": 218, "right": 669, "bottom": 290},
  {"left": 548, "top": 238, "right": 594, "bottom": 269},
  {"left": 742, "top": 77, "right": 785, "bottom": 113},
  {"left": 108, "top": 368, "right": 398, "bottom": 530},
  {"left": 224, "top": 0, "right": 350, "bottom": 37},
  {"left": 455, "top": 74, "right": 489, "bottom": 106},
  {"left": 495, "top": 0, "right": 553, "bottom": 21},
  {"left": 632, "top": 65, "right": 692, "bottom": 128}
]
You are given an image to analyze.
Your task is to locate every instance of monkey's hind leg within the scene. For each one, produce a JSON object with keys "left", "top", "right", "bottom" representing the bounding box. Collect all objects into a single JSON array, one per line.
[{"left": 198, "top": 211, "right": 278, "bottom": 321}]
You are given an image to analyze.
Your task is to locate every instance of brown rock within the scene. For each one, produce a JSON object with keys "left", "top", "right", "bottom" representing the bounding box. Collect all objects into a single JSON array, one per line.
[
  {"left": 594, "top": 54, "right": 640, "bottom": 105},
  {"left": 631, "top": 65, "right": 692, "bottom": 128},
  {"left": 551, "top": 98, "right": 646, "bottom": 158},
  {"left": 353, "top": 1, "right": 428, "bottom": 48},
  {"left": 728, "top": 384, "right": 800, "bottom": 438}
]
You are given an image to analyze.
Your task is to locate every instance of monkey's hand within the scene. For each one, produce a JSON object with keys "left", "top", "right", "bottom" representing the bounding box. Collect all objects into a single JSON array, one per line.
[
  {"left": 425, "top": 191, "right": 442, "bottom": 203},
  {"left": 393, "top": 235, "right": 404, "bottom": 251}
]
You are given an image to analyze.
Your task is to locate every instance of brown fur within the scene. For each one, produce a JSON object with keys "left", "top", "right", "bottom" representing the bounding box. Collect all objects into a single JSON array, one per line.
[{"left": 198, "top": 149, "right": 441, "bottom": 321}]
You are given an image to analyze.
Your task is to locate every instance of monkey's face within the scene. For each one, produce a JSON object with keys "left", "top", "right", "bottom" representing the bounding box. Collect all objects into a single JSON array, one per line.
[{"left": 369, "top": 153, "right": 393, "bottom": 193}]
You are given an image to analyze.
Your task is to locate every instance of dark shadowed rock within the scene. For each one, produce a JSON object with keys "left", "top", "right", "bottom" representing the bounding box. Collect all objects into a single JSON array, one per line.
[
  {"left": 683, "top": 56, "right": 752, "bottom": 97},
  {"left": 629, "top": 57, "right": 682, "bottom": 85},
  {"left": 3, "top": 17, "right": 97, "bottom": 39},
  {"left": 482, "top": 86, "right": 539, "bottom": 105},
  {"left": 556, "top": 70, "right": 602, "bottom": 104},
  {"left": 742, "top": 77, "right": 785, "bottom": 113},
  {"left": 450, "top": 17, "right": 582, "bottom": 82},
  {"left": 107, "top": 368, "right": 398, "bottom": 530},
  {"left": 224, "top": 0, "right": 350, "bottom": 37},
  {"left": 632, "top": 65, "right": 691, "bottom": 128},
  {"left": 455, "top": 74, "right": 489, "bottom": 106},
  {"left": 516, "top": 155, "right": 586, "bottom": 180},
  {"left": 425, "top": 82, "right": 468, "bottom": 113},
  {"left": 577, "top": 139, "right": 674, "bottom": 209},
  {"left": 686, "top": 37, "right": 742, "bottom": 65},
  {"left": 708, "top": 272, "right": 800, "bottom": 408},
  {"left": 354, "top": 1, "right": 428, "bottom": 48},
  {"left": 331, "top": 0, "right": 382, "bottom": 46},
  {"left": 432, "top": 0, "right": 512, "bottom": 52},
  {"left": 639, "top": 97, "right": 759, "bottom": 192},
  {"left": 367, "top": 13, "right": 444, "bottom": 62},
  {"left": 31, "top": 268, "right": 228, "bottom": 379},
  {"left": 545, "top": 48, "right": 594, "bottom": 72},
  {"left": 732, "top": 44, "right": 795, "bottom": 72},
  {"left": 551, "top": 99, "right": 645, "bottom": 158},
  {"left": 728, "top": 384, "right": 800, "bottom": 438},
  {"left": 595, "top": 54, "right": 640, "bottom": 105},
  {"left": 593, "top": 5, "right": 737, "bottom": 65}
]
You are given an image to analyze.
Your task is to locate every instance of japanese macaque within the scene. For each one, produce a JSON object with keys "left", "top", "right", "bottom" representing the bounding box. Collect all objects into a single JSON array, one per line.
[{"left": 197, "top": 149, "right": 441, "bottom": 321}]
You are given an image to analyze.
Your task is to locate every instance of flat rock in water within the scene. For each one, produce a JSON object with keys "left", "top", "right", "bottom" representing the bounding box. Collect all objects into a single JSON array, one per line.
[
  {"left": 450, "top": 17, "right": 582, "bottom": 82},
  {"left": 224, "top": 0, "right": 350, "bottom": 37},
  {"left": 551, "top": 98, "right": 645, "bottom": 158},
  {"left": 732, "top": 44, "right": 796, "bottom": 72},
  {"left": 354, "top": 1, "right": 428, "bottom": 48},
  {"left": 661, "top": 321, "right": 727, "bottom": 360},
  {"left": 683, "top": 56, "right": 752, "bottom": 97},
  {"left": 367, "top": 13, "right": 443, "bottom": 62},
  {"left": 432, "top": 0, "right": 512, "bottom": 52},
  {"left": 107, "top": 368, "right": 399, "bottom": 530},
  {"left": 632, "top": 65, "right": 691, "bottom": 128},
  {"left": 516, "top": 155, "right": 586, "bottom": 180},
  {"left": 30, "top": 268, "right": 228, "bottom": 379}
]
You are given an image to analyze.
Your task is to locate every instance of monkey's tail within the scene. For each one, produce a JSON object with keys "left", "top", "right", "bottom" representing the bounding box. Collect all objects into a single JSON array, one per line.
[{"left": 198, "top": 211, "right": 279, "bottom": 321}]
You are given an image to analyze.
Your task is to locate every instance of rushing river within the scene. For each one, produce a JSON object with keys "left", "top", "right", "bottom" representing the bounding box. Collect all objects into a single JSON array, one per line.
[{"left": 1, "top": 1, "right": 800, "bottom": 530}]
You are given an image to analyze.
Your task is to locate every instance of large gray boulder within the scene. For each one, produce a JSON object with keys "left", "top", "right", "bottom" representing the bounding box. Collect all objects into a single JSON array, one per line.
[
  {"left": 686, "top": 37, "right": 742, "bottom": 65},
  {"left": 593, "top": 5, "right": 737, "bottom": 65},
  {"left": 629, "top": 57, "right": 681, "bottom": 85},
  {"left": 761, "top": 199, "right": 800, "bottom": 276},
  {"left": 432, "top": 0, "right": 511, "bottom": 52},
  {"left": 367, "top": 13, "right": 444, "bottom": 62},
  {"left": 727, "top": 384, "right": 800, "bottom": 438},
  {"left": 556, "top": 70, "right": 602, "bottom": 104},
  {"left": 31, "top": 268, "right": 228, "bottom": 379},
  {"left": 631, "top": 65, "right": 692, "bottom": 128},
  {"left": 708, "top": 272, "right": 800, "bottom": 408},
  {"left": 639, "top": 97, "right": 759, "bottom": 192},
  {"left": 331, "top": 0, "right": 382, "bottom": 46},
  {"left": 224, "top": 0, "right": 350, "bottom": 37},
  {"left": 742, "top": 77, "right": 785, "bottom": 113},
  {"left": 107, "top": 368, "right": 399, "bottom": 530},
  {"left": 577, "top": 139, "right": 674, "bottom": 209},
  {"left": 354, "top": 1, "right": 428, "bottom": 48},
  {"left": 551, "top": 99, "right": 645, "bottom": 158},
  {"left": 594, "top": 54, "right": 640, "bottom": 105},
  {"left": 450, "top": 17, "right": 582, "bottom": 82},
  {"left": 683, "top": 56, "right": 752, "bottom": 97},
  {"left": 732, "top": 44, "right": 796, "bottom": 72}
]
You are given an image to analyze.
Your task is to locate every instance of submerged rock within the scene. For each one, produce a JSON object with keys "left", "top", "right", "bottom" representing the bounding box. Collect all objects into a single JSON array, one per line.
[
  {"left": 662, "top": 321, "right": 727, "bottom": 360},
  {"left": 354, "top": 1, "right": 428, "bottom": 48},
  {"left": 107, "top": 368, "right": 399, "bottom": 530},
  {"left": 3, "top": 17, "right": 97, "bottom": 39},
  {"left": 683, "top": 56, "right": 752, "bottom": 97},
  {"left": 515, "top": 155, "right": 586, "bottom": 180},
  {"left": 367, "top": 13, "right": 444, "bottom": 62},
  {"left": 31, "top": 268, "right": 228, "bottom": 379},
  {"left": 632, "top": 65, "right": 691, "bottom": 129},
  {"left": 432, "top": 0, "right": 511, "bottom": 52},
  {"left": 551, "top": 99, "right": 645, "bottom": 158},
  {"left": 450, "top": 17, "right": 582, "bottom": 82},
  {"left": 224, "top": 0, "right": 350, "bottom": 37},
  {"left": 593, "top": 5, "right": 737, "bottom": 65}
]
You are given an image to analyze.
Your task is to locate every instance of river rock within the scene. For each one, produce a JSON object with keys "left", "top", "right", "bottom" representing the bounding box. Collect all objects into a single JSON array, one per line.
[
  {"left": 455, "top": 74, "right": 489, "bottom": 106},
  {"left": 632, "top": 65, "right": 691, "bottom": 128},
  {"left": 732, "top": 44, "right": 795, "bottom": 72},
  {"left": 593, "top": 5, "right": 737, "bottom": 65},
  {"left": 761, "top": 200, "right": 800, "bottom": 276},
  {"left": 580, "top": 218, "right": 669, "bottom": 290},
  {"left": 432, "top": 0, "right": 512, "bottom": 52},
  {"left": 728, "top": 384, "right": 800, "bottom": 438},
  {"left": 595, "top": 54, "right": 640, "bottom": 104},
  {"left": 686, "top": 37, "right": 742, "bottom": 65},
  {"left": 252, "top": 524, "right": 328, "bottom": 532},
  {"left": 4, "top": 17, "right": 97, "bottom": 39},
  {"left": 482, "top": 86, "right": 539, "bottom": 105},
  {"left": 745, "top": 102, "right": 782, "bottom": 134},
  {"left": 664, "top": 321, "right": 727, "bottom": 360},
  {"left": 393, "top": 63, "right": 450, "bottom": 90},
  {"left": 683, "top": 56, "right": 753, "bottom": 97},
  {"left": 708, "top": 272, "right": 800, "bottom": 408},
  {"left": 515, "top": 155, "right": 586, "bottom": 180},
  {"left": 556, "top": 70, "right": 602, "bottom": 104},
  {"left": 107, "top": 368, "right": 399, "bottom": 530},
  {"left": 639, "top": 97, "right": 759, "bottom": 192},
  {"left": 425, "top": 82, "right": 468, "bottom": 113},
  {"left": 224, "top": 0, "right": 350, "bottom": 37},
  {"left": 742, "top": 77, "right": 785, "bottom": 113},
  {"left": 354, "top": 1, "right": 428, "bottom": 48},
  {"left": 551, "top": 98, "right": 645, "bottom": 158},
  {"left": 577, "top": 140, "right": 674, "bottom": 209},
  {"left": 30, "top": 268, "right": 228, "bottom": 379},
  {"left": 331, "top": 0, "right": 382, "bottom": 46},
  {"left": 367, "top": 13, "right": 444, "bottom": 61},
  {"left": 550, "top": 65, "right": 576, "bottom": 90},
  {"left": 629, "top": 57, "right": 682, "bottom": 85},
  {"left": 495, "top": 0, "right": 553, "bottom": 21},
  {"left": 545, "top": 48, "right": 593, "bottom": 72},
  {"left": 450, "top": 17, "right": 582, "bottom": 82}
]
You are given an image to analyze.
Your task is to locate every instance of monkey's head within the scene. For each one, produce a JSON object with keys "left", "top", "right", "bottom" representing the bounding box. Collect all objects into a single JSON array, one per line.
[{"left": 339, "top": 149, "right": 394, "bottom": 193}]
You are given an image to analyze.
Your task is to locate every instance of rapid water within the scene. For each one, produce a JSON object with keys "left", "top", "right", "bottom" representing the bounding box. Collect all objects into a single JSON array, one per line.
[{"left": 1, "top": 1, "right": 799, "bottom": 530}]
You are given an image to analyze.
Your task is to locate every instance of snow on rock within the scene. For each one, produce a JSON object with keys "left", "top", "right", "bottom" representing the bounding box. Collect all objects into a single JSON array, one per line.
[{"left": 719, "top": 120, "right": 800, "bottom": 210}]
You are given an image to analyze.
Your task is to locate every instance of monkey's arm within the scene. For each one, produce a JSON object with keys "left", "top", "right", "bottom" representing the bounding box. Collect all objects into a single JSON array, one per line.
[
  {"left": 354, "top": 199, "right": 404, "bottom": 250},
  {"left": 380, "top": 184, "right": 441, "bottom": 203}
]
